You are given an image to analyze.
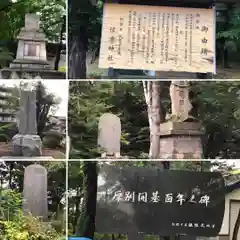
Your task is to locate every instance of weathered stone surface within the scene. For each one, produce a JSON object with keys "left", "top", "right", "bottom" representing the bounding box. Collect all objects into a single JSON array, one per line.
[
  {"left": 17, "top": 90, "right": 37, "bottom": 135},
  {"left": 159, "top": 121, "right": 203, "bottom": 159},
  {"left": 169, "top": 81, "right": 193, "bottom": 121},
  {"left": 0, "top": 69, "right": 65, "bottom": 79},
  {"left": 25, "top": 14, "right": 40, "bottom": 30},
  {"left": 160, "top": 121, "right": 202, "bottom": 135},
  {"left": 12, "top": 134, "right": 42, "bottom": 157},
  {"left": 98, "top": 113, "right": 121, "bottom": 155},
  {"left": 22, "top": 164, "right": 48, "bottom": 220}
]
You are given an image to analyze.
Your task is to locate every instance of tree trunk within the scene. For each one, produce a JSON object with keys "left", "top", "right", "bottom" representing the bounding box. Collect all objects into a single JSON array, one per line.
[
  {"left": 73, "top": 187, "right": 81, "bottom": 233},
  {"left": 54, "top": 16, "right": 65, "bottom": 71},
  {"left": 142, "top": 81, "right": 162, "bottom": 159},
  {"left": 232, "top": 208, "right": 240, "bottom": 240},
  {"left": 143, "top": 80, "right": 170, "bottom": 240},
  {"left": 68, "top": 24, "right": 88, "bottom": 79},
  {"left": 75, "top": 162, "right": 97, "bottom": 239}
]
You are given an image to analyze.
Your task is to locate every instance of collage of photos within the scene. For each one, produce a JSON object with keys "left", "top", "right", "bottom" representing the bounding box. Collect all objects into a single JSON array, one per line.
[{"left": 0, "top": 0, "right": 240, "bottom": 240}]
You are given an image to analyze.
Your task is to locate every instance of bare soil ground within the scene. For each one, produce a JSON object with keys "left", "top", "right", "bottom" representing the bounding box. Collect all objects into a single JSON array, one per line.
[
  {"left": 215, "top": 64, "right": 240, "bottom": 79},
  {"left": 0, "top": 142, "right": 65, "bottom": 159}
]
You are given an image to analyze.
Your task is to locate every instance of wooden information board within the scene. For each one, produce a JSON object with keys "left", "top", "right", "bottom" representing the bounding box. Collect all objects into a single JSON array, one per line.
[{"left": 99, "top": 3, "right": 216, "bottom": 73}]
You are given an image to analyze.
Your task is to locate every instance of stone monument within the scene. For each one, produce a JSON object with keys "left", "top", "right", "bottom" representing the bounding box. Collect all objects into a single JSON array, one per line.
[
  {"left": 11, "top": 89, "right": 42, "bottom": 156},
  {"left": 0, "top": 14, "right": 65, "bottom": 79},
  {"left": 159, "top": 81, "right": 204, "bottom": 159},
  {"left": 22, "top": 164, "right": 48, "bottom": 220},
  {"left": 97, "top": 113, "right": 121, "bottom": 158}
]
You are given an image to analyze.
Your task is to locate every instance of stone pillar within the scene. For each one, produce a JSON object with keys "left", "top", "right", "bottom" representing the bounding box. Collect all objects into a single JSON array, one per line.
[
  {"left": 12, "top": 90, "right": 42, "bottom": 157},
  {"left": 159, "top": 81, "right": 204, "bottom": 159}
]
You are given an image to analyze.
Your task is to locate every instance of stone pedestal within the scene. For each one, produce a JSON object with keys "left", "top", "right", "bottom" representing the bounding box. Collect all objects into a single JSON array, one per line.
[
  {"left": 159, "top": 121, "right": 204, "bottom": 159},
  {"left": 12, "top": 134, "right": 42, "bottom": 157}
]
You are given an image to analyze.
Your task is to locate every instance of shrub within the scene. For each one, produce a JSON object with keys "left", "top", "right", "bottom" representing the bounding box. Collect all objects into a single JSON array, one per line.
[
  {"left": 0, "top": 123, "right": 18, "bottom": 142},
  {"left": 0, "top": 213, "right": 62, "bottom": 240},
  {"left": 43, "top": 132, "right": 63, "bottom": 149},
  {"left": 0, "top": 189, "right": 22, "bottom": 221}
]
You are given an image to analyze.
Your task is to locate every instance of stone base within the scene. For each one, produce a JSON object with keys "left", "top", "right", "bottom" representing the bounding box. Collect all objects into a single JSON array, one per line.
[
  {"left": 12, "top": 134, "right": 42, "bottom": 157},
  {"left": 0, "top": 68, "right": 65, "bottom": 79},
  {"left": 160, "top": 121, "right": 204, "bottom": 159},
  {"left": 10, "top": 59, "right": 51, "bottom": 70}
]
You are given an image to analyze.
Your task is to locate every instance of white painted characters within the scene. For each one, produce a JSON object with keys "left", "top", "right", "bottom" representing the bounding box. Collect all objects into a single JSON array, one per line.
[{"left": 111, "top": 190, "right": 210, "bottom": 206}]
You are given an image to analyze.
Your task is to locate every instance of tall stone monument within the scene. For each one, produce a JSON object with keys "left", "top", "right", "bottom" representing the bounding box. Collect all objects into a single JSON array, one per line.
[
  {"left": 22, "top": 164, "right": 48, "bottom": 220},
  {"left": 159, "top": 81, "right": 204, "bottom": 159},
  {"left": 12, "top": 89, "right": 42, "bottom": 156},
  {"left": 0, "top": 14, "right": 65, "bottom": 79},
  {"left": 98, "top": 113, "right": 121, "bottom": 158}
]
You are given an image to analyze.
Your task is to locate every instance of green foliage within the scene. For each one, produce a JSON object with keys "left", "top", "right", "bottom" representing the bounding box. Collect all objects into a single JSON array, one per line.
[
  {"left": 0, "top": 189, "right": 22, "bottom": 221},
  {"left": 217, "top": 7, "right": 240, "bottom": 41},
  {"left": 43, "top": 132, "right": 63, "bottom": 149},
  {"left": 68, "top": 81, "right": 150, "bottom": 159},
  {"left": 34, "top": 81, "right": 61, "bottom": 137},
  {"left": 0, "top": 47, "right": 13, "bottom": 68},
  {"left": 0, "top": 123, "right": 18, "bottom": 142},
  {"left": 68, "top": 81, "right": 114, "bottom": 159},
  {"left": 192, "top": 81, "right": 240, "bottom": 158},
  {"left": 68, "top": 0, "right": 102, "bottom": 50},
  {"left": 0, "top": 213, "right": 62, "bottom": 240}
]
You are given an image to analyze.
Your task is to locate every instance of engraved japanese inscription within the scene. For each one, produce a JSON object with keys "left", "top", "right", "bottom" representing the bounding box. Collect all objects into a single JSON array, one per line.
[{"left": 99, "top": 4, "right": 215, "bottom": 73}]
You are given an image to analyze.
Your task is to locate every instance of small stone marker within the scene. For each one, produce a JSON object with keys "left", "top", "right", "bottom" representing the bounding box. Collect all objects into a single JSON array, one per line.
[
  {"left": 97, "top": 113, "right": 121, "bottom": 157},
  {"left": 22, "top": 164, "right": 48, "bottom": 220}
]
